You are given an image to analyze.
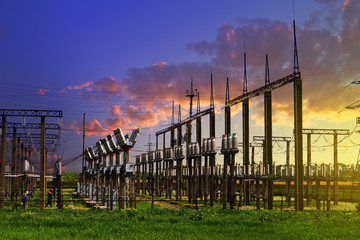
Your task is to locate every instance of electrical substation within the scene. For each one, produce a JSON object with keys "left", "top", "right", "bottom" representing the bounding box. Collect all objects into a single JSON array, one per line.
[
  {"left": 1, "top": 20, "right": 359, "bottom": 212},
  {"left": 77, "top": 21, "right": 360, "bottom": 211}
]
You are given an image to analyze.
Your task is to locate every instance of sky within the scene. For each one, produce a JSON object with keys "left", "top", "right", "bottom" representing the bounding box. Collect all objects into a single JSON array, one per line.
[{"left": 1, "top": 0, "right": 360, "bottom": 172}]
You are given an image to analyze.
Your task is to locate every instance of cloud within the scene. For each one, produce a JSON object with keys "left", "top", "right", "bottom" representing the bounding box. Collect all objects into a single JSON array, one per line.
[
  {"left": 58, "top": 77, "right": 124, "bottom": 100},
  {"left": 70, "top": 119, "right": 110, "bottom": 136},
  {"left": 37, "top": 88, "right": 50, "bottom": 95},
  {"left": 61, "top": 0, "right": 360, "bottom": 131},
  {"left": 105, "top": 104, "right": 171, "bottom": 130}
]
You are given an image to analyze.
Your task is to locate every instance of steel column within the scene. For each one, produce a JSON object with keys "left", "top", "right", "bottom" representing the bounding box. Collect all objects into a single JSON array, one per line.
[
  {"left": 264, "top": 89, "right": 273, "bottom": 210},
  {"left": 40, "top": 116, "right": 46, "bottom": 209},
  {"left": 223, "top": 106, "right": 231, "bottom": 209},
  {"left": 294, "top": 76, "right": 304, "bottom": 211},
  {"left": 334, "top": 133, "right": 338, "bottom": 205},
  {"left": 209, "top": 111, "right": 215, "bottom": 207},
  {"left": 243, "top": 99, "right": 250, "bottom": 205}
]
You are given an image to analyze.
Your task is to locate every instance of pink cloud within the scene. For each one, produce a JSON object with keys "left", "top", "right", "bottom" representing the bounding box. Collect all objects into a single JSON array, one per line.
[
  {"left": 73, "top": 81, "right": 91, "bottom": 90},
  {"left": 153, "top": 62, "right": 167, "bottom": 67},
  {"left": 37, "top": 88, "right": 50, "bottom": 95},
  {"left": 60, "top": 0, "right": 360, "bottom": 131},
  {"left": 58, "top": 77, "right": 125, "bottom": 101}
]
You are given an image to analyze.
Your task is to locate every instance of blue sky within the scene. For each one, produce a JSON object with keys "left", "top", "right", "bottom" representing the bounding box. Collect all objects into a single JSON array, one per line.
[{"left": 1, "top": 0, "right": 360, "bottom": 171}]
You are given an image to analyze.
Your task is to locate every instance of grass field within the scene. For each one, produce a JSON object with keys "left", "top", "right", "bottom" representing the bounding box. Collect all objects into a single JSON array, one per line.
[
  {"left": 1, "top": 199, "right": 360, "bottom": 240},
  {"left": 2, "top": 187, "right": 360, "bottom": 239}
]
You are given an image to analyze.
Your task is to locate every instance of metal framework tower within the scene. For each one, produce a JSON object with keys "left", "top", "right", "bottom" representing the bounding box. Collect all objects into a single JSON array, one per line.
[
  {"left": 264, "top": 54, "right": 273, "bottom": 209},
  {"left": 242, "top": 52, "right": 250, "bottom": 205},
  {"left": 293, "top": 20, "right": 303, "bottom": 211}
]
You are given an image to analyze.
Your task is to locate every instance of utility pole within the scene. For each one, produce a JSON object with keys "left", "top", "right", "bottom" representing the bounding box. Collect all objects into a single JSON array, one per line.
[
  {"left": 82, "top": 113, "right": 86, "bottom": 186},
  {"left": 83, "top": 113, "right": 86, "bottom": 171}
]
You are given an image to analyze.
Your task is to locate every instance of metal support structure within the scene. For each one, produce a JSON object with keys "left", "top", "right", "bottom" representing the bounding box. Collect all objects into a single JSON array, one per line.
[
  {"left": 11, "top": 128, "right": 16, "bottom": 202},
  {"left": 307, "top": 133, "right": 312, "bottom": 206},
  {"left": 195, "top": 117, "right": 202, "bottom": 207},
  {"left": 0, "top": 117, "right": 6, "bottom": 209},
  {"left": 286, "top": 140, "right": 291, "bottom": 207},
  {"left": 40, "top": 117, "right": 46, "bottom": 209},
  {"left": 243, "top": 52, "right": 250, "bottom": 206},
  {"left": 294, "top": 74, "right": 303, "bottom": 211},
  {"left": 0, "top": 122, "right": 60, "bottom": 130},
  {"left": 302, "top": 128, "right": 349, "bottom": 206},
  {"left": 209, "top": 98, "right": 216, "bottom": 206},
  {"left": 264, "top": 54, "right": 273, "bottom": 210}
]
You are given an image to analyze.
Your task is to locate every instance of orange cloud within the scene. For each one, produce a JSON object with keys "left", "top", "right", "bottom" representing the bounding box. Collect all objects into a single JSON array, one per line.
[
  {"left": 70, "top": 119, "right": 110, "bottom": 136},
  {"left": 105, "top": 104, "right": 171, "bottom": 130}
]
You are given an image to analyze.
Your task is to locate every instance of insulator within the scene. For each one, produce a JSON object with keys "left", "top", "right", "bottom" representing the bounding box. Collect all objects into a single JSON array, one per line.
[
  {"left": 130, "top": 128, "right": 141, "bottom": 145},
  {"left": 84, "top": 149, "right": 91, "bottom": 161},
  {"left": 136, "top": 155, "right": 141, "bottom": 164},
  {"left": 141, "top": 153, "right": 147, "bottom": 163},
  {"left": 211, "top": 138, "right": 216, "bottom": 152},
  {"left": 169, "top": 147, "right": 174, "bottom": 158},
  {"left": 202, "top": 138, "right": 207, "bottom": 153},
  {"left": 227, "top": 134, "right": 232, "bottom": 150},
  {"left": 206, "top": 138, "right": 211, "bottom": 153},
  {"left": 194, "top": 142, "right": 199, "bottom": 155},
  {"left": 101, "top": 138, "right": 111, "bottom": 154},
  {"left": 180, "top": 145, "right": 185, "bottom": 157},
  {"left": 96, "top": 141, "right": 105, "bottom": 155},
  {"left": 190, "top": 143, "right": 194, "bottom": 156},
  {"left": 107, "top": 135, "right": 117, "bottom": 151},
  {"left": 221, "top": 135, "right": 227, "bottom": 151},
  {"left": 148, "top": 151, "right": 154, "bottom": 161},
  {"left": 232, "top": 133, "right": 238, "bottom": 150},
  {"left": 114, "top": 128, "right": 125, "bottom": 146}
]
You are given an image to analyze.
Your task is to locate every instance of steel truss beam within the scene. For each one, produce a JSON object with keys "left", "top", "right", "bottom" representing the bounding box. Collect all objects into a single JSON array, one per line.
[
  {"left": 22, "top": 139, "right": 56, "bottom": 145},
  {"left": 156, "top": 108, "right": 213, "bottom": 136},
  {"left": 225, "top": 73, "right": 299, "bottom": 107},
  {"left": 302, "top": 129, "right": 350, "bottom": 135},
  {"left": 0, "top": 122, "right": 60, "bottom": 130},
  {"left": 0, "top": 109, "right": 62, "bottom": 118},
  {"left": 253, "top": 136, "right": 292, "bottom": 142},
  {"left": 6, "top": 133, "right": 59, "bottom": 139}
]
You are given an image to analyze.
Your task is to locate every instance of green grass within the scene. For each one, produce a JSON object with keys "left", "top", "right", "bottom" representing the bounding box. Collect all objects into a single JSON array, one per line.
[{"left": 0, "top": 207, "right": 359, "bottom": 239}]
